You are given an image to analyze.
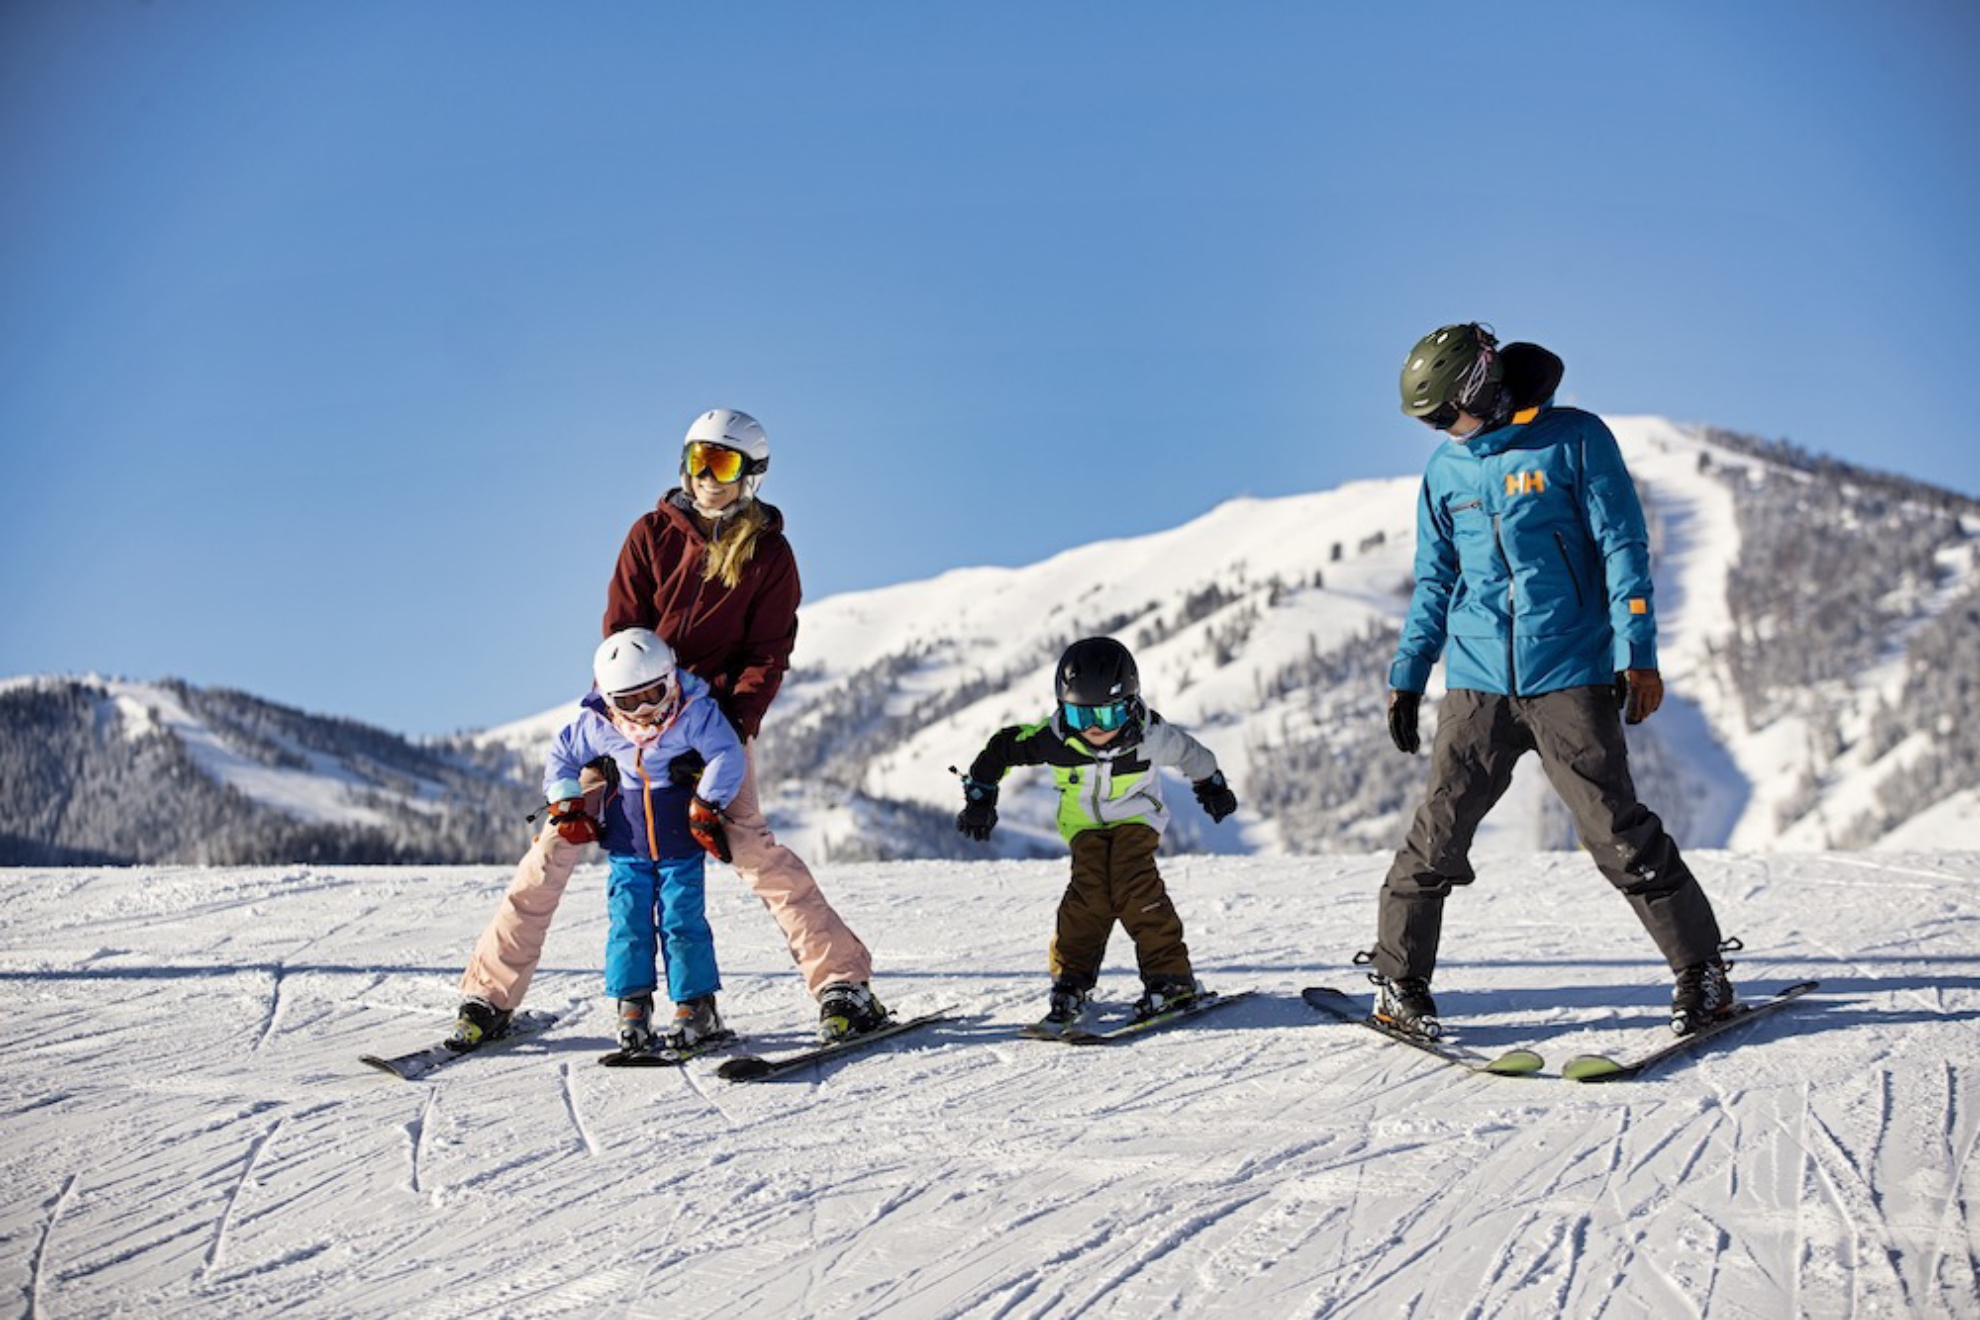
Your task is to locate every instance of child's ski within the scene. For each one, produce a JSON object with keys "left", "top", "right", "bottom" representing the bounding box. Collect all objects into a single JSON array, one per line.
[
  {"left": 716, "top": 1009, "right": 954, "bottom": 1083},
  {"left": 598, "top": 1030, "right": 739, "bottom": 1068},
  {"left": 361, "top": 1010, "right": 560, "bottom": 1082},
  {"left": 1302, "top": 987, "right": 1544, "bottom": 1077},
  {"left": 1041, "top": 989, "right": 1254, "bottom": 1045},
  {"left": 1561, "top": 980, "right": 1820, "bottom": 1082}
]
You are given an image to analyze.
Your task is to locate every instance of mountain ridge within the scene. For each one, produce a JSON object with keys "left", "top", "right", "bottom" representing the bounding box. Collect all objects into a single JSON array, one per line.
[{"left": 5, "top": 417, "right": 1975, "bottom": 865}]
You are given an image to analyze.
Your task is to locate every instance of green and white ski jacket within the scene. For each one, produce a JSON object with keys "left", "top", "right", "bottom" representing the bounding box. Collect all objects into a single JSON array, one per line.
[{"left": 964, "top": 711, "right": 1221, "bottom": 843}]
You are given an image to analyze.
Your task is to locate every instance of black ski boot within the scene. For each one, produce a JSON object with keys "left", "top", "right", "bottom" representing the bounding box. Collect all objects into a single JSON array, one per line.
[
  {"left": 448, "top": 997, "right": 513, "bottom": 1052},
  {"left": 1672, "top": 959, "right": 1736, "bottom": 1036},
  {"left": 818, "top": 982, "right": 888, "bottom": 1041},
  {"left": 1043, "top": 979, "right": 1090, "bottom": 1028},
  {"left": 1132, "top": 975, "right": 1201, "bottom": 1021},
  {"left": 1370, "top": 974, "right": 1441, "bottom": 1040}
]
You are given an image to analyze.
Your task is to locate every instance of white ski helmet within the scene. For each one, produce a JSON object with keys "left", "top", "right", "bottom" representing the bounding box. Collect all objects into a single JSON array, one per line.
[
  {"left": 593, "top": 628, "right": 677, "bottom": 701},
  {"left": 681, "top": 408, "right": 771, "bottom": 503}
]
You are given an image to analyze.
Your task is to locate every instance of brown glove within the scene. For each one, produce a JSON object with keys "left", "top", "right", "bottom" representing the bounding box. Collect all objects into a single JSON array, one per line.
[{"left": 1616, "top": 669, "right": 1664, "bottom": 725}]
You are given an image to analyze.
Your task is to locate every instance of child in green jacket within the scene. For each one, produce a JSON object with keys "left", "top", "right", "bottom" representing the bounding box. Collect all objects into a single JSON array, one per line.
[{"left": 954, "top": 636, "right": 1238, "bottom": 1028}]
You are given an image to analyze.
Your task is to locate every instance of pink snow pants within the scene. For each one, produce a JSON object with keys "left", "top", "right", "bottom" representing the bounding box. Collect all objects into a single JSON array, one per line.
[{"left": 459, "top": 744, "right": 873, "bottom": 1009}]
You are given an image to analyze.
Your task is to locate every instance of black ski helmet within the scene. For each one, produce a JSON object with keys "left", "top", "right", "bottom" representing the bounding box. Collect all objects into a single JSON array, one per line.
[
  {"left": 1400, "top": 323, "right": 1504, "bottom": 420},
  {"left": 1055, "top": 637, "right": 1140, "bottom": 707}
]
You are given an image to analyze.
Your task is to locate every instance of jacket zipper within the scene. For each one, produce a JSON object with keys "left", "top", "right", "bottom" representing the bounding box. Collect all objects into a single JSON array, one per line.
[
  {"left": 1553, "top": 531, "right": 1585, "bottom": 608},
  {"left": 1492, "top": 512, "right": 1519, "bottom": 697},
  {"left": 638, "top": 758, "right": 658, "bottom": 861}
]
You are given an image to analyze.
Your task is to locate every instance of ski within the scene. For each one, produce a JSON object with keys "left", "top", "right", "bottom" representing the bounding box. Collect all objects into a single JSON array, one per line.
[
  {"left": 1027, "top": 989, "right": 1254, "bottom": 1045},
  {"left": 716, "top": 1009, "right": 955, "bottom": 1083},
  {"left": 361, "top": 1009, "right": 560, "bottom": 1081},
  {"left": 1302, "top": 987, "right": 1544, "bottom": 1077},
  {"left": 1561, "top": 979, "right": 1820, "bottom": 1082},
  {"left": 598, "top": 1030, "right": 739, "bottom": 1068}
]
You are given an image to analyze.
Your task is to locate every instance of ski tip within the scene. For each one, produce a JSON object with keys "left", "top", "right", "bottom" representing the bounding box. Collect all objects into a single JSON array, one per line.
[
  {"left": 1485, "top": 1049, "right": 1546, "bottom": 1076},
  {"left": 716, "top": 1056, "right": 773, "bottom": 1082},
  {"left": 1561, "top": 1055, "right": 1628, "bottom": 1082}
]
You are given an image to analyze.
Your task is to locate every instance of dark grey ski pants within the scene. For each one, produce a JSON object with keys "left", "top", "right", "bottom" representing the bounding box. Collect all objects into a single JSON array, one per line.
[{"left": 1372, "top": 685, "right": 1723, "bottom": 983}]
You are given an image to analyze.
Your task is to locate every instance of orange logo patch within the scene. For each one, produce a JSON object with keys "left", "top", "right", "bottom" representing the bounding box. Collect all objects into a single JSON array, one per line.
[
  {"left": 1628, "top": 599, "right": 1648, "bottom": 615},
  {"left": 1504, "top": 471, "right": 1547, "bottom": 496}
]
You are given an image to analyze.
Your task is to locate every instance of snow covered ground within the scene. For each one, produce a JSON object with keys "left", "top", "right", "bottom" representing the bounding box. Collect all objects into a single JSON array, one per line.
[{"left": 4, "top": 850, "right": 1977, "bottom": 1318}]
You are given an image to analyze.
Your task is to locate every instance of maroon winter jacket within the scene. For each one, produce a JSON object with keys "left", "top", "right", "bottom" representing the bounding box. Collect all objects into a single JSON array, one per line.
[{"left": 603, "top": 492, "right": 800, "bottom": 741}]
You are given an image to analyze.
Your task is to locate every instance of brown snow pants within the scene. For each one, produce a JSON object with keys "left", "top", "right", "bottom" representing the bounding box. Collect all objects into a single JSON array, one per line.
[
  {"left": 1049, "top": 823, "right": 1192, "bottom": 989},
  {"left": 1372, "top": 685, "right": 1724, "bottom": 983}
]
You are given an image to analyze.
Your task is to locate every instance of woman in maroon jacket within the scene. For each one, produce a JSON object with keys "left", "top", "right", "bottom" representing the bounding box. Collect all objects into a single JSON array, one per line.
[{"left": 454, "top": 409, "right": 882, "bottom": 1050}]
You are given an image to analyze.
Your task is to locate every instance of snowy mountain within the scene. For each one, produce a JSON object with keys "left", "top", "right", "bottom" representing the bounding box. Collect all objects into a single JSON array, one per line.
[
  {"left": 5, "top": 418, "right": 1975, "bottom": 866},
  {"left": 636, "top": 417, "right": 1978, "bottom": 862},
  {"left": 0, "top": 677, "right": 537, "bottom": 865},
  {"left": 4, "top": 849, "right": 1977, "bottom": 1315}
]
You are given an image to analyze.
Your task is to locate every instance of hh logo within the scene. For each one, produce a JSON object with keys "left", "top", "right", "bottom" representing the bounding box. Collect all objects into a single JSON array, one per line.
[{"left": 1504, "top": 471, "right": 1547, "bottom": 496}]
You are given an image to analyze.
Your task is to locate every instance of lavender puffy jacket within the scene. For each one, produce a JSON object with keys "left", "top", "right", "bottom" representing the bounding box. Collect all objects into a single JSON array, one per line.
[{"left": 542, "top": 670, "right": 745, "bottom": 861}]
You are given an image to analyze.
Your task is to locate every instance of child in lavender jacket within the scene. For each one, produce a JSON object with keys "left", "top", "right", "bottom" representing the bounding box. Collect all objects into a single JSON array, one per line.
[{"left": 462, "top": 628, "right": 745, "bottom": 1054}]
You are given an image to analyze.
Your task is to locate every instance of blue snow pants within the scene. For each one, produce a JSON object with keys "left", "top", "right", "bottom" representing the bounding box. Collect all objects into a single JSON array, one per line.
[{"left": 604, "top": 853, "right": 719, "bottom": 1003}]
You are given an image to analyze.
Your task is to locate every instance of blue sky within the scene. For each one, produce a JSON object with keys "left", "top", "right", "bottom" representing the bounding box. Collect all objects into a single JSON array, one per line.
[{"left": 2, "top": 2, "right": 1975, "bottom": 736}]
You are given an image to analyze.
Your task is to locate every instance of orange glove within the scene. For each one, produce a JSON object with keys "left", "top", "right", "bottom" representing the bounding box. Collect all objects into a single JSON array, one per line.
[
  {"left": 548, "top": 799, "right": 599, "bottom": 845},
  {"left": 688, "top": 796, "right": 732, "bottom": 863}
]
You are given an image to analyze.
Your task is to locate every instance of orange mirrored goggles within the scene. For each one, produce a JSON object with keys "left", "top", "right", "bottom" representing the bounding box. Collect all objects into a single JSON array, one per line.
[{"left": 684, "top": 441, "right": 764, "bottom": 485}]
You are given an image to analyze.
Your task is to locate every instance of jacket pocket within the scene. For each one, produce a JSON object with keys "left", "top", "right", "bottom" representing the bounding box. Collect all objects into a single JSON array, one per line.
[{"left": 1552, "top": 531, "right": 1585, "bottom": 608}]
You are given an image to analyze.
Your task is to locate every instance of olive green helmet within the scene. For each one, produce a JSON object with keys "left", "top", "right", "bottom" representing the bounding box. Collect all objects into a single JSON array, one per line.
[{"left": 1399, "top": 322, "right": 1502, "bottom": 420}]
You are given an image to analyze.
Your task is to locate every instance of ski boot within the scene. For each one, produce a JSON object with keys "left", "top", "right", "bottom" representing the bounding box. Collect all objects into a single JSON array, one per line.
[
  {"left": 818, "top": 982, "right": 888, "bottom": 1041},
  {"left": 661, "top": 994, "right": 732, "bottom": 1050},
  {"left": 1042, "top": 979, "right": 1090, "bottom": 1028},
  {"left": 616, "top": 993, "right": 656, "bottom": 1052},
  {"left": 448, "top": 997, "right": 513, "bottom": 1052},
  {"left": 1132, "top": 975, "right": 1201, "bottom": 1022},
  {"left": 1671, "top": 959, "right": 1737, "bottom": 1036},
  {"left": 1370, "top": 974, "right": 1441, "bottom": 1040}
]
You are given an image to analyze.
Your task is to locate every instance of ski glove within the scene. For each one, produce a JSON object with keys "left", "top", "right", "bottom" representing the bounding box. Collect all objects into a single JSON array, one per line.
[
  {"left": 688, "top": 796, "right": 732, "bottom": 863},
  {"left": 1387, "top": 690, "right": 1422, "bottom": 755},
  {"left": 956, "top": 778, "right": 999, "bottom": 842},
  {"left": 1192, "top": 771, "right": 1238, "bottom": 822},
  {"left": 548, "top": 799, "right": 599, "bottom": 846},
  {"left": 667, "top": 748, "right": 706, "bottom": 788},
  {"left": 1616, "top": 668, "right": 1664, "bottom": 725}
]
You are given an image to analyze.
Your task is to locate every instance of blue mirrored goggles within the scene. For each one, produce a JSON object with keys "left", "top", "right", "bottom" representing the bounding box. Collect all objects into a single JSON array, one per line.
[{"left": 1062, "top": 699, "right": 1133, "bottom": 732}]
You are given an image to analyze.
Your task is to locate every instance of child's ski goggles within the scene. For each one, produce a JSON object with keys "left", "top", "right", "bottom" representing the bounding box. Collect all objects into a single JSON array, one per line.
[
  {"left": 608, "top": 675, "right": 678, "bottom": 719},
  {"left": 684, "top": 441, "right": 764, "bottom": 485},
  {"left": 1062, "top": 700, "right": 1133, "bottom": 732}
]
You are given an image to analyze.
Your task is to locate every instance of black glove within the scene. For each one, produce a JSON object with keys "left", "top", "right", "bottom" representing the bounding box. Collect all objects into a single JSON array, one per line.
[
  {"left": 1192, "top": 771, "right": 1238, "bottom": 822},
  {"left": 667, "top": 748, "right": 707, "bottom": 788},
  {"left": 1387, "top": 689, "right": 1422, "bottom": 755},
  {"left": 956, "top": 778, "right": 999, "bottom": 841},
  {"left": 688, "top": 796, "right": 732, "bottom": 863}
]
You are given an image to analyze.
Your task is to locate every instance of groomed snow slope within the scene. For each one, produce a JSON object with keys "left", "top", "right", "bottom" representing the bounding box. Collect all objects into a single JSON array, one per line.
[{"left": 4, "top": 852, "right": 1977, "bottom": 1317}]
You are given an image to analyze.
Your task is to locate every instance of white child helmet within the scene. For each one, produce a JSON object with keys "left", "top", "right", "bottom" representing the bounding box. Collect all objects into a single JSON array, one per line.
[
  {"left": 593, "top": 628, "right": 676, "bottom": 698},
  {"left": 682, "top": 408, "right": 771, "bottom": 503}
]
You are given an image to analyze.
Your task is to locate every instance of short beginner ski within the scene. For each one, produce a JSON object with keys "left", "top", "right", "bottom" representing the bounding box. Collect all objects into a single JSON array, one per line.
[
  {"left": 1561, "top": 980, "right": 1819, "bottom": 1082},
  {"left": 361, "top": 1009, "right": 560, "bottom": 1081},
  {"left": 598, "top": 1030, "right": 739, "bottom": 1068},
  {"left": 716, "top": 1009, "right": 954, "bottom": 1083},
  {"left": 1302, "top": 987, "right": 1544, "bottom": 1077},
  {"left": 1026, "top": 989, "right": 1254, "bottom": 1044}
]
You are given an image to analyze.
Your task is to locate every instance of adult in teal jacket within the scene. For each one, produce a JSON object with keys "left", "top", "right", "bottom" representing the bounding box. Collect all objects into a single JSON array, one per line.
[{"left": 1364, "top": 323, "right": 1736, "bottom": 1040}]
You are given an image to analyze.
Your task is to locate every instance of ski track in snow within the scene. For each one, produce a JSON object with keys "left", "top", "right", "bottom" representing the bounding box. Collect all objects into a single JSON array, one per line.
[{"left": 2, "top": 853, "right": 1978, "bottom": 1318}]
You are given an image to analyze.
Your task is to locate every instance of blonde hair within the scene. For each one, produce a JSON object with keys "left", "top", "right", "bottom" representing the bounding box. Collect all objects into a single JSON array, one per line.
[{"left": 702, "top": 500, "right": 771, "bottom": 589}]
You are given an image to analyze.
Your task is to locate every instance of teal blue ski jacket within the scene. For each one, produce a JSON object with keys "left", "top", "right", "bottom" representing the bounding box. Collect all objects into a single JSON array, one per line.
[{"left": 1389, "top": 401, "right": 1658, "bottom": 697}]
